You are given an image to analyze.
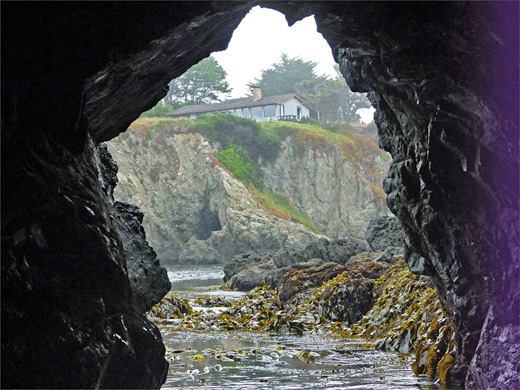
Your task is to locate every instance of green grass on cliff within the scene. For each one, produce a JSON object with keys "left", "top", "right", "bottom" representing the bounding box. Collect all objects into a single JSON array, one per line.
[
  {"left": 260, "top": 120, "right": 353, "bottom": 148},
  {"left": 249, "top": 187, "right": 320, "bottom": 234},
  {"left": 121, "top": 115, "right": 384, "bottom": 231}
]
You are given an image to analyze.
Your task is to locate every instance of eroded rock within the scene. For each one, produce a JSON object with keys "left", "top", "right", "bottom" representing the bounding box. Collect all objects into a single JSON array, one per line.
[
  {"left": 2, "top": 2, "right": 517, "bottom": 388},
  {"left": 365, "top": 216, "right": 405, "bottom": 251},
  {"left": 1, "top": 136, "right": 168, "bottom": 388},
  {"left": 108, "top": 126, "right": 321, "bottom": 264}
]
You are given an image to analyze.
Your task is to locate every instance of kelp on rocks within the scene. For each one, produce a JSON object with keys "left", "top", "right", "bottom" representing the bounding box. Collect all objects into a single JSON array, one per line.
[
  {"left": 149, "top": 257, "right": 454, "bottom": 383},
  {"left": 342, "top": 259, "right": 455, "bottom": 383}
]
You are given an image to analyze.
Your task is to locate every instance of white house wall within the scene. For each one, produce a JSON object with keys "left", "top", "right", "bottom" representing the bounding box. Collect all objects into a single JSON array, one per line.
[
  {"left": 184, "top": 98, "right": 310, "bottom": 122},
  {"left": 282, "top": 97, "right": 310, "bottom": 119}
]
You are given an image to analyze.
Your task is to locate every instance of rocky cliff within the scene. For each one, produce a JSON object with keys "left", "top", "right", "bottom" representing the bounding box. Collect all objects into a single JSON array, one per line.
[
  {"left": 259, "top": 131, "right": 388, "bottom": 238},
  {"left": 107, "top": 121, "right": 324, "bottom": 264},
  {"left": 107, "top": 118, "right": 387, "bottom": 264}
]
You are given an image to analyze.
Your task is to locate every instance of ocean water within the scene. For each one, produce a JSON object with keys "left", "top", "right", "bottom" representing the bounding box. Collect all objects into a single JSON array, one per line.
[{"left": 159, "top": 265, "right": 445, "bottom": 390}]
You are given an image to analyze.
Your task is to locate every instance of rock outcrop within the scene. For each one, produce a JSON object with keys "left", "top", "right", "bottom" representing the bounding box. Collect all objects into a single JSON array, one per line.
[
  {"left": 259, "top": 133, "right": 389, "bottom": 239},
  {"left": 2, "top": 2, "right": 517, "bottom": 389},
  {"left": 113, "top": 201, "right": 171, "bottom": 312},
  {"left": 99, "top": 143, "right": 171, "bottom": 313},
  {"left": 223, "top": 237, "right": 370, "bottom": 291},
  {"left": 108, "top": 126, "right": 322, "bottom": 264},
  {"left": 365, "top": 216, "right": 405, "bottom": 251}
]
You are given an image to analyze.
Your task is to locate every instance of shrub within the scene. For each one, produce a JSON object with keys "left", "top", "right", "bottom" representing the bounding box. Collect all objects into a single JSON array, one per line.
[{"left": 217, "top": 144, "right": 262, "bottom": 189}]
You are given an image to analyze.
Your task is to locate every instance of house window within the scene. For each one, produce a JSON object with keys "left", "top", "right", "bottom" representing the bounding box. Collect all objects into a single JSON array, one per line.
[
  {"left": 264, "top": 105, "right": 276, "bottom": 117},
  {"left": 297, "top": 106, "right": 302, "bottom": 120},
  {"left": 251, "top": 106, "right": 263, "bottom": 118}
]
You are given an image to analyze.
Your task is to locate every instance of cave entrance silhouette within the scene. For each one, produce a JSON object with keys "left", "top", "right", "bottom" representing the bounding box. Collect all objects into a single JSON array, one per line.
[{"left": 2, "top": 2, "right": 517, "bottom": 389}]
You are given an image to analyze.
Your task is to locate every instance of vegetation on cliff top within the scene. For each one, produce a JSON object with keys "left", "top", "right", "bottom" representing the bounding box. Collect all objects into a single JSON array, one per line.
[{"left": 119, "top": 115, "right": 387, "bottom": 229}]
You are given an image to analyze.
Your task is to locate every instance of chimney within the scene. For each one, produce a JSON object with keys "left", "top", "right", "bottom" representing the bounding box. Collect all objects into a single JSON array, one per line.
[{"left": 252, "top": 85, "right": 262, "bottom": 101}]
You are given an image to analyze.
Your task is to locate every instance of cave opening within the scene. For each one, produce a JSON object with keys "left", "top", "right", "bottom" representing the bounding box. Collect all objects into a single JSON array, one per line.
[
  {"left": 2, "top": 2, "right": 517, "bottom": 389},
  {"left": 103, "top": 5, "right": 443, "bottom": 390},
  {"left": 106, "top": 5, "right": 384, "bottom": 267}
]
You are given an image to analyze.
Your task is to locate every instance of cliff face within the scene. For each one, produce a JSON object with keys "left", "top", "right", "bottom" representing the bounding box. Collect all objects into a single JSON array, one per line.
[
  {"left": 108, "top": 123, "right": 325, "bottom": 264},
  {"left": 260, "top": 134, "right": 388, "bottom": 239},
  {"left": 108, "top": 119, "right": 387, "bottom": 264}
]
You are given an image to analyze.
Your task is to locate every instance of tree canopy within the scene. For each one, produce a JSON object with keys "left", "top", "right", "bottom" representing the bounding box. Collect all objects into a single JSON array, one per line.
[
  {"left": 295, "top": 77, "right": 372, "bottom": 125},
  {"left": 247, "top": 53, "right": 326, "bottom": 96},
  {"left": 165, "top": 56, "right": 231, "bottom": 105},
  {"left": 248, "top": 54, "right": 371, "bottom": 124}
]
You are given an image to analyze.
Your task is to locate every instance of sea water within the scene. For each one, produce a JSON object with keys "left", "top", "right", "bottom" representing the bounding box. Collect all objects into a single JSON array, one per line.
[{"left": 160, "top": 265, "right": 444, "bottom": 390}]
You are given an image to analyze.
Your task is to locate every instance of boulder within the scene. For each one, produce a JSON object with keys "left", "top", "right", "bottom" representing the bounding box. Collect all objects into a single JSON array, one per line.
[
  {"left": 223, "top": 251, "right": 275, "bottom": 282},
  {"left": 227, "top": 259, "right": 277, "bottom": 292},
  {"left": 274, "top": 238, "right": 370, "bottom": 268},
  {"left": 114, "top": 201, "right": 171, "bottom": 313},
  {"left": 366, "top": 216, "right": 405, "bottom": 251},
  {"left": 310, "top": 261, "right": 387, "bottom": 324}
]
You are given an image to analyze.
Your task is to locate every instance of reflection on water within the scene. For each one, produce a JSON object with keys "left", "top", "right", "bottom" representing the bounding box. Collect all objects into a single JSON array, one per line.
[{"left": 160, "top": 265, "right": 444, "bottom": 390}]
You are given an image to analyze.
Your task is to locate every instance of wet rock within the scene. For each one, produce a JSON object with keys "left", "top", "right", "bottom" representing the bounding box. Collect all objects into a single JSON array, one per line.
[
  {"left": 277, "top": 262, "right": 352, "bottom": 302},
  {"left": 404, "top": 245, "right": 436, "bottom": 276},
  {"left": 1, "top": 135, "right": 168, "bottom": 388},
  {"left": 466, "top": 307, "right": 520, "bottom": 390},
  {"left": 224, "top": 238, "right": 370, "bottom": 292},
  {"left": 114, "top": 201, "right": 171, "bottom": 313},
  {"left": 227, "top": 259, "right": 277, "bottom": 292},
  {"left": 99, "top": 143, "right": 171, "bottom": 313},
  {"left": 274, "top": 238, "right": 370, "bottom": 268},
  {"left": 345, "top": 259, "right": 455, "bottom": 383},
  {"left": 223, "top": 252, "right": 275, "bottom": 283},
  {"left": 346, "top": 247, "right": 403, "bottom": 265},
  {"left": 149, "top": 295, "right": 193, "bottom": 321},
  {"left": 265, "top": 258, "right": 328, "bottom": 289},
  {"left": 309, "top": 261, "right": 387, "bottom": 324},
  {"left": 365, "top": 216, "right": 405, "bottom": 251}
]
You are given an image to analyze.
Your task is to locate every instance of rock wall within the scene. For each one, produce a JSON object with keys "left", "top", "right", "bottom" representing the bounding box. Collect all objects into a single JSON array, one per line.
[
  {"left": 108, "top": 125, "right": 322, "bottom": 264},
  {"left": 2, "top": 1, "right": 518, "bottom": 388},
  {"left": 260, "top": 134, "right": 388, "bottom": 239},
  {"left": 305, "top": 2, "right": 520, "bottom": 387},
  {"left": 1, "top": 135, "right": 168, "bottom": 388}
]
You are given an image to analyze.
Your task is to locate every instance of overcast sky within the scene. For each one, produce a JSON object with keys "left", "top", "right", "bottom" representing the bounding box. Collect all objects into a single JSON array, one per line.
[
  {"left": 211, "top": 6, "right": 374, "bottom": 122},
  {"left": 212, "top": 6, "right": 337, "bottom": 98}
]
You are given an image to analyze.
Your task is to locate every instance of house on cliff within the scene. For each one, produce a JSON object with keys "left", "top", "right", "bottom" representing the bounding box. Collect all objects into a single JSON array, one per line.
[{"left": 167, "top": 86, "right": 312, "bottom": 122}]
